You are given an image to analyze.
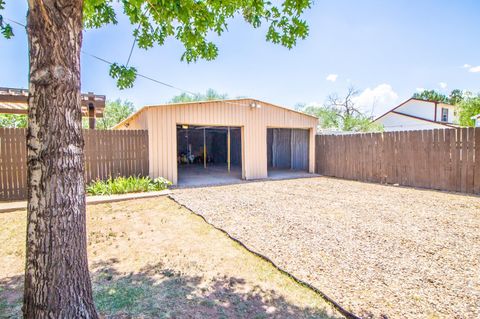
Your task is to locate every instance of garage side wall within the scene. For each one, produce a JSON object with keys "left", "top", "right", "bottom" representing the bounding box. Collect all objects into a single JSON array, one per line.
[{"left": 119, "top": 100, "right": 317, "bottom": 184}]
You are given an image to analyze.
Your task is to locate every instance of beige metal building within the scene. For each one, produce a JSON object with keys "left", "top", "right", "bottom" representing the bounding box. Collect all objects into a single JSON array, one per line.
[{"left": 115, "top": 98, "right": 318, "bottom": 185}]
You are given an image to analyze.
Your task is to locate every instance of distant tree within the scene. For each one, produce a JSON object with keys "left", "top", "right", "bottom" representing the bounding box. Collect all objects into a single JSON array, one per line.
[
  {"left": 96, "top": 99, "right": 135, "bottom": 129},
  {"left": 413, "top": 90, "right": 449, "bottom": 103},
  {"left": 0, "top": 114, "right": 27, "bottom": 128},
  {"left": 458, "top": 95, "right": 480, "bottom": 126},
  {"left": 301, "top": 86, "right": 383, "bottom": 132},
  {"left": 303, "top": 105, "right": 339, "bottom": 129},
  {"left": 448, "top": 89, "right": 465, "bottom": 105},
  {"left": 294, "top": 102, "right": 305, "bottom": 111},
  {"left": 326, "top": 86, "right": 363, "bottom": 119},
  {"left": 169, "top": 89, "right": 228, "bottom": 103},
  {"left": 412, "top": 89, "right": 467, "bottom": 105}
]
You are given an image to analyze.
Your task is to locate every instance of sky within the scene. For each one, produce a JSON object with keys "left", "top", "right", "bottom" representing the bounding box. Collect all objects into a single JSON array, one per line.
[{"left": 1, "top": 1, "right": 480, "bottom": 117}]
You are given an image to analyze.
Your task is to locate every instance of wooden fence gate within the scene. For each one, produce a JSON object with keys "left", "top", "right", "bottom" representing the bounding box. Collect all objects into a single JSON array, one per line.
[
  {"left": 0, "top": 128, "right": 149, "bottom": 201},
  {"left": 316, "top": 128, "right": 480, "bottom": 195}
]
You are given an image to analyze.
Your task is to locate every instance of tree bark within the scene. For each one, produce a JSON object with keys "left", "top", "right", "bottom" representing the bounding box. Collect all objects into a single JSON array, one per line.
[{"left": 24, "top": 0, "right": 98, "bottom": 318}]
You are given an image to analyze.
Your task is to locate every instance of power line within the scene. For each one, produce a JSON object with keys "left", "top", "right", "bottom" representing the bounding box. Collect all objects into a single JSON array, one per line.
[
  {"left": 81, "top": 50, "right": 198, "bottom": 96},
  {"left": 5, "top": 17, "right": 25, "bottom": 27},
  {"left": 3, "top": 16, "right": 254, "bottom": 108},
  {"left": 126, "top": 7, "right": 149, "bottom": 67}
]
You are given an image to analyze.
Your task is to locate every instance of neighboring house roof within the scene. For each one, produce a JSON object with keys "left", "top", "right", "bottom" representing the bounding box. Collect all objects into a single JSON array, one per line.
[
  {"left": 389, "top": 111, "right": 457, "bottom": 128},
  {"left": 0, "top": 87, "right": 106, "bottom": 117},
  {"left": 373, "top": 97, "right": 456, "bottom": 123},
  {"left": 471, "top": 114, "right": 480, "bottom": 120},
  {"left": 114, "top": 98, "right": 318, "bottom": 129}
]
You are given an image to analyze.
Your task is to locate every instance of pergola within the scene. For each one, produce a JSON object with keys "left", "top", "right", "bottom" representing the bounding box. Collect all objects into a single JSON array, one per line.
[{"left": 0, "top": 87, "right": 106, "bottom": 129}]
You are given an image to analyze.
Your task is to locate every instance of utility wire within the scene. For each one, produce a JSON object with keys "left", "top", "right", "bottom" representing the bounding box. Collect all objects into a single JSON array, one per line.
[
  {"left": 126, "top": 7, "right": 149, "bottom": 67},
  {"left": 4, "top": 16, "right": 255, "bottom": 108},
  {"left": 5, "top": 17, "right": 25, "bottom": 27},
  {"left": 81, "top": 50, "right": 199, "bottom": 96}
]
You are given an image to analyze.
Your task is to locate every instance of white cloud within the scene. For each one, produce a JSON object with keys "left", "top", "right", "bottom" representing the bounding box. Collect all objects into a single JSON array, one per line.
[
  {"left": 439, "top": 82, "right": 448, "bottom": 89},
  {"left": 416, "top": 87, "right": 426, "bottom": 92},
  {"left": 468, "top": 66, "right": 480, "bottom": 73},
  {"left": 326, "top": 74, "right": 338, "bottom": 82},
  {"left": 353, "top": 84, "right": 399, "bottom": 117},
  {"left": 462, "top": 63, "right": 480, "bottom": 73}
]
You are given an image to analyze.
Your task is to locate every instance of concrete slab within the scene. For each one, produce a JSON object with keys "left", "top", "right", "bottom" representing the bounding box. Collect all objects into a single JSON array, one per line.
[
  {"left": 176, "top": 165, "right": 318, "bottom": 188},
  {"left": 0, "top": 190, "right": 171, "bottom": 213},
  {"left": 267, "top": 168, "right": 319, "bottom": 180},
  {"left": 177, "top": 164, "right": 243, "bottom": 188}
]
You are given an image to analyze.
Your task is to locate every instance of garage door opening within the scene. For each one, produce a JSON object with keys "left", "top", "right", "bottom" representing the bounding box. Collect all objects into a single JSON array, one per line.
[
  {"left": 267, "top": 128, "right": 310, "bottom": 179},
  {"left": 177, "top": 125, "right": 242, "bottom": 186}
]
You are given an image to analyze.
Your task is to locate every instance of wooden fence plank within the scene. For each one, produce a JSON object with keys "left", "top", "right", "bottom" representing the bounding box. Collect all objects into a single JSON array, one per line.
[
  {"left": 466, "top": 128, "right": 475, "bottom": 194},
  {"left": 314, "top": 127, "right": 478, "bottom": 195},
  {"left": 460, "top": 128, "right": 468, "bottom": 193},
  {"left": 0, "top": 129, "right": 149, "bottom": 201},
  {"left": 474, "top": 128, "right": 480, "bottom": 194}
]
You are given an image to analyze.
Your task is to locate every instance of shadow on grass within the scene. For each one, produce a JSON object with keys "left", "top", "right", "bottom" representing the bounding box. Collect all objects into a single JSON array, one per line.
[{"left": 0, "top": 258, "right": 339, "bottom": 319}]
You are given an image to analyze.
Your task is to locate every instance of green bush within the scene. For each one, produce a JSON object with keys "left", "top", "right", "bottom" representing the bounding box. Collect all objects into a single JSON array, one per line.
[{"left": 86, "top": 176, "right": 172, "bottom": 196}]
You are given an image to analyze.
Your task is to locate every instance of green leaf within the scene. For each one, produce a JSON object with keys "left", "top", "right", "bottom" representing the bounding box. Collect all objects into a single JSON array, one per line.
[
  {"left": 84, "top": 0, "right": 117, "bottom": 28},
  {"left": 109, "top": 63, "right": 137, "bottom": 90},
  {"left": 1, "top": 22, "right": 13, "bottom": 39},
  {"left": 0, "top": 12, "right": 14, "bottom": 39}
]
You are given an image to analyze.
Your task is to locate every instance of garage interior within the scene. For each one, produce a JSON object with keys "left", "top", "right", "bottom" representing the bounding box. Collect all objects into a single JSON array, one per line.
[
  {"left": 267, "top": 128, "right": 310, "bottom": 179},
  {"left": 177, "top": 125, "right": 242, "bottom": 186}
]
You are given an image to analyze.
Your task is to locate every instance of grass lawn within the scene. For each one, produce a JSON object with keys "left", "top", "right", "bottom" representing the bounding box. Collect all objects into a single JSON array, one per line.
[{"left": 0, "top": 197, "right": 341, "bottom": 319}]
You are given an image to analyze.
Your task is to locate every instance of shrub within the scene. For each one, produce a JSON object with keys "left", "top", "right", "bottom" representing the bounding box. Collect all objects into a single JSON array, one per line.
[{"left": 86, "top": 176, "right": 172, "bottom": 196}]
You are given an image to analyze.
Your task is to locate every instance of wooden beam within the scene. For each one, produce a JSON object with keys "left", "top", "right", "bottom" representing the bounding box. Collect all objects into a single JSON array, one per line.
[
  {"left": 88, "top": 103, "right": 95, "bottom": 129},
  {"left": 0, "top": 94, "right": 106, "bottom": 108},
  {"left": 227, "top": 126, "right": 231, "bottom": 173},
  {"left": 0, "top": 108, "right": 28, "bottom": 114},
  {"left": 0, "top": 95, "right": 28, "bottom": 103},
  {"left": 203, "top": 128, "right": 207, "bottom": 169}
]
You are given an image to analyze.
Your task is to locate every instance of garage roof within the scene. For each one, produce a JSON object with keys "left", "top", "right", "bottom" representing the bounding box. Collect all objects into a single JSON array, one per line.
[{"left": 114, "top": 98, "right": 318, "bottom": 129}]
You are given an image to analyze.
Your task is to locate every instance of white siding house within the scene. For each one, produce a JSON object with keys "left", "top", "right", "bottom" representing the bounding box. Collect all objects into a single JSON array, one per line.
[
  {"left": 472, "top": 114, "right": 480, "bottom": 127},
  {"left": 373, "top": 98, "right": 458, "bottom": 131}
]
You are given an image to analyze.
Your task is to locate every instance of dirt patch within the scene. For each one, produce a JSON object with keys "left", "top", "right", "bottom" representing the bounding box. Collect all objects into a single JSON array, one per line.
[
  {"left": 171, "top": 177, "right": 480, "bottom": 319},
  {"left": 0, "top": 197, "right": 341, "bottom": 319}
]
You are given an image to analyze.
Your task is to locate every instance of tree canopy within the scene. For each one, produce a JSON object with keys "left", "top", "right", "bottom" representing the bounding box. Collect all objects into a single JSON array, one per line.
[
  {"left": 299, "top": 87, "right": 383, "bottom": 132},
  {"left": 412, "top": 89, "right": 466, "bottom": 105},
  {"left": 169, "top": 89, "right": 228, "bottom": 103},
  {"left": 412, "top": 90, "right": 450, "bottom": 103},
  {"left": 2, "top": 0, "right": 312, "bottom": 88},
  {"left": 0, "top": 1, "right": 13, "bottom": 38},
  {"left": 458, "top": 95, "right": 480, "bottom": 126},
  {"left": 83, "top": 0, "right": 312, "bottom": 89},
  {"left": 96, "top": 99, "right": 135, "bottom": 129}
]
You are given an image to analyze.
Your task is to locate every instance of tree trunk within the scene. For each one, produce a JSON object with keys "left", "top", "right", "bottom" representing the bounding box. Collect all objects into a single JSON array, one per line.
[{"left": 23, "top": 1, "right": 98, "bottom": 318}]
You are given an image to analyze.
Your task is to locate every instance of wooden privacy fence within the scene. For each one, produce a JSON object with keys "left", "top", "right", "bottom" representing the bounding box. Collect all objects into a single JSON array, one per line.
[
  {"left": 0, "top": 128, "right": 149, "bottom": 201},
  {"left": 316, "top": 128, "right": 480, "bottom": 195}
]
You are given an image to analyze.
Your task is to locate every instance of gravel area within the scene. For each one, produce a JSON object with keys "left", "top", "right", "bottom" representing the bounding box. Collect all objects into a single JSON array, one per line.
[{"left": 171, "top": 177, "right": 480, "bottom": 319}]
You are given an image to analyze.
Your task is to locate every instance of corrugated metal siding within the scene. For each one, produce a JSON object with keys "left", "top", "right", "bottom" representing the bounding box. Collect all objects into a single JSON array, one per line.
[{"left": 118, "top": 99, "right": 317, "bottom": 184}]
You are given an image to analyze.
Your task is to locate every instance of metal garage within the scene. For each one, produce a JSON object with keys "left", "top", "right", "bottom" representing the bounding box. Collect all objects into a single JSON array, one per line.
[{"left": 115, "top": 98, "right": 318, "bottom": 185}]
